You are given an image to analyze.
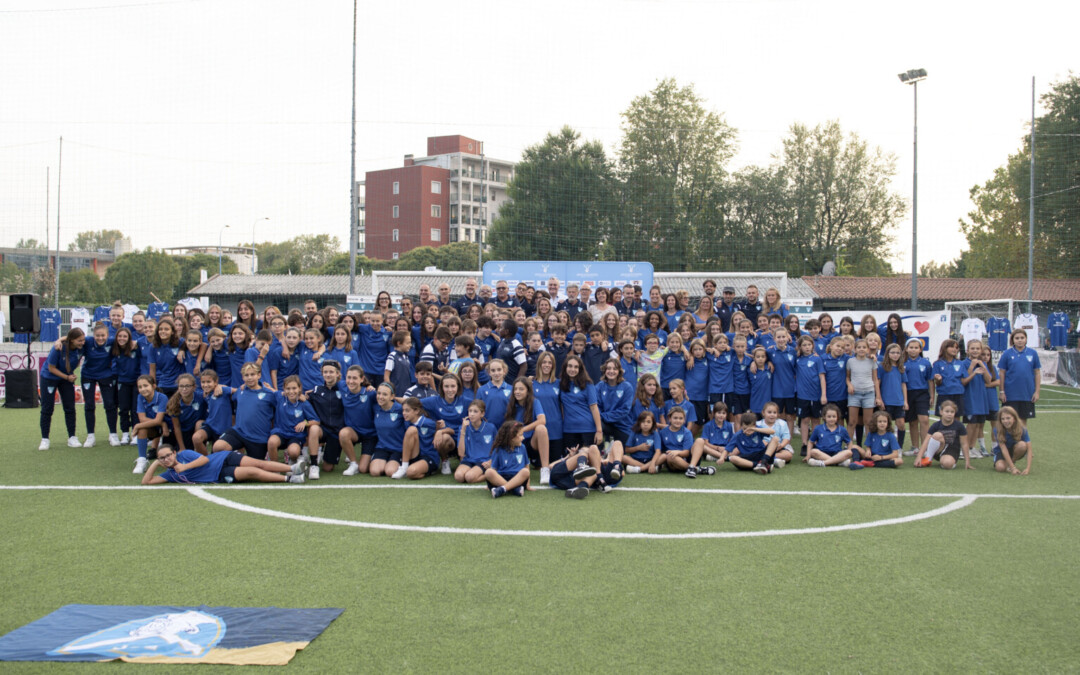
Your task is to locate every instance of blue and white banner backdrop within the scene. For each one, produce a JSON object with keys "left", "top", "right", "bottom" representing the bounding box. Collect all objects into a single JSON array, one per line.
[
  {"left": 807, "top": 310, "right": 951, "bottom": 357},
  {"left": 0, "top": 604, "right": 343, "bottom": 665},
  {"left": 483, "top": 261, "right": 654, "bottom": 297}
]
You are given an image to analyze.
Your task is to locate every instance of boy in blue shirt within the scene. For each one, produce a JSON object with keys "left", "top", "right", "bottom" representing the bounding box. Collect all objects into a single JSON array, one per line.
[
  {"left": 727, "top": 412, "right": 781, "bottom": 474},
  {"left": 383, "top": 330, "right": 415, "bottom": 396}
]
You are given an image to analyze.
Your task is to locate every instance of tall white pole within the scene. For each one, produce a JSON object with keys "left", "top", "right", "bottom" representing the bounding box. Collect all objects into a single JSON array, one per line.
[
  {"left": 1028, "top": 76, "right": 1035, "bottom": 311},
  {"left": 910, "top": 80, "right": 918, "bottom": 311},
  {"left": 55, "top": 137, "right": 62, "bottom": 308},
  {"left": 348, "top": 0, "right": 358, "bottom": 294}
]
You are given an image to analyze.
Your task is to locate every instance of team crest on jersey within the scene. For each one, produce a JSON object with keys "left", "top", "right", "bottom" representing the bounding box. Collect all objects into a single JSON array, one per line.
[
  {"left": 483, "top": 435, "right": 492, "bottom": 444},
  {"left": 676, "top": 433, "right": 684, "bottom": 442},
  {"left": 257, "top": 393, "right": 267, "bottom": 400},
  {"left": 293, "top": 409, "right": 301, "bottom": 417},
  {"left": 389, "top": 413, "right": 399, "bottom": 421},
  {"left": 953, "top": 364, "right": 961, "bottom": 372},
  {"left": 881, "top": 439, "right": 889, "bottom": 447},
  {"left": 47, "top": 386, "right": 55, "bottom": 394},
  {"left": 834, "top": 434, "right": 840, "bottom": 443},
  {"left": 50, "top": 610, "right": 224, "bottom": 659},
  {"left": 455, "top": 405, "right": 464, "bottom": 414},
  {"left": 572, "top": 386, "right": 580, "bottom": 394},
  {"left": 616, "top": 390, "right": 624, "bottom": 398},
  {"left": 359, "top": 394, "right": 368, "bottom": 403},
  {"left": 503, "top": 389, "right": 511, "bottom": 397},
  {"left": 335, "top": 391, "right": 341, "bottom": 399},
  {"left": 919, "top": 364, "right": 926, "bottom": 372},
  {"left": 515, "top": 453, "right": 524, "bottom": 463},
  {"left": 1026, "top": 354, "right": 1033, "bottom": 362},
  {"left": 193, "top": 402, "right": 200, "bottom": 411},
  {"left": 786, "top": 354, "right": 793, "bottom": 362},
  {"left": 171, "top": 348, "right": 179, "bottom": 356},
  {"left": 421, "top": 427, "right": 430, "bottom": 436},
  {"left": 84, "top": 383, "right": 92, "bottom": 390}
]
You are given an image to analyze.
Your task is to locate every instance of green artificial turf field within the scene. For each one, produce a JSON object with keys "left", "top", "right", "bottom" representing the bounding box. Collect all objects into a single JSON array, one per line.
[{"left": 2, "top": 386, "right": 1079, "bottom": 673}]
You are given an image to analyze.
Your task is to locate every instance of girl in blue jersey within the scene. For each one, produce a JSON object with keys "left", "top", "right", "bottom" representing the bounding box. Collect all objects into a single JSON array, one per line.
[
  {"left": 766, "top": 329, "right": 798, "bottom": 431},
  {"left": 141, "top": 444, "right": 305, "bottom": 485},
  {"left": 193, "top": 369, "right": 232, "bottom": 454},
  {"left": 560, "top": 355, "right": 603, "bottom": 453},
  {"left": 166, "top": 373, "right": 205, "bottom": 453},
  {"left": 617, "top": 411, "right": 661, "bottom": 474},
  {"left": 729, "top": 337, "right": 752, "bottom": 424},
  {"left": 997, "top": 329, "right": 1041, "bottom": 420},
  {"left": 638, "top": 311, "right": 668, "bottom": 348},
  {"left": 369, "top": 382, "right": 407, "bottom": 478},
  {"left": 421, "top": 373, "right": 469, "bottom": 473},
  {"left": 225, "top": 324, "right": 253, "bottom": 389},
  {"left": 267, "top": 375, "right": 319, "bottom": 465},
  {"left": 326, "top": 325, "right": 357, "bottom": 372},
  {"left": 181, "top": 329, "right": 205, "bottom": 378},
  {"left": 507, "top": 376, "right": 549, "bottom": 469},
  {"left": 663, "top": 379, "right": 697, "bottom": 428},
  {"left": 296, "top": 328, "right": 328, "bottom": 392},
  {"left": 76, "top": 323, "right": 119, "bottom": 447},
  {"left": 212, "top": 363, "right": 278, "bottom": 461},
  {"left": 684, "top": 339, "right": 710, "bottom": 433},
  {"left": 662, "top": 293, "right": 684, "bottom": 333},
  {"left": 356, "top": 312, "right": 391, "bottom": 381},
  {"left": 484, "top": 421, "right": 531, "bottom": 498},
  {"left": 148, "top": 318, "right": 185, "bottom": 398},
  {"left": 597, "top": 358, "right": 635, "bottom": 450},
  {"left": 932, "top": 339, "right": 966, "bottom": 418},
  {"left": 111, "top": 327, "right": 142, "bottom": 446},
  {"left": 659, "top": 332, "right": 690, "bottom": 399},
  {"left": 200, "top": 328, "right": 232, "bottom": 388},
  {"left": 822, "top": 339, "right": 849, "bottom": 431},
  {"left": 456, "top": 400, "right": 496, "bottom": 484},
  {"left": 532, "top": 352, "right": 563, "bottom": 486},
  {"left": 877, "top": 343, "right": 909, "bottom": 449},
  {"left": 902, "top": 338, "right": 932, "bottom": 455},
  {"left": 394, "top": 397, "right": 441, "bottom": 479},
  {"left": 961, "top": 339, "right": 993, "bottom": 455},
  {"left": 37, "top": 328, "right": 85, "bottom": 451},
  {"left": 705, "top": 332, "right": 734, "bottom": 410},
  {"left": 659, "top": 408, "right": 704, "bottom": 476},
  {"left": 132, "top": 374, "right": 170, "bottom": 475},
  {"left": 879, "top": 313, "right": 909, "bottom": 349},
  {"left": 457, "top": 359, "right": 480, "bottom": 401},
  {"left": 276, "top": 327, "right": 302, "bottom": 381},
  {"left": 618, "top": 339, "right": 639, "bottom": 391},
  {"left": 630, "top": 373, "right": 665, "bottom": 432},
  {"left": 993, "top": 406, "right": 1032, "bottom": 475},
  {"left": 747, "top": 347, "right": 774, "bottom": 415},
  {"left": 794, "top": 335, "right": 827, "bottom": 452},
  {"left": 861, "top": 411, "right": 903, "bottom": 468},
  {"left": 340, "top": 365, "right": 377, "bottom": 475},
  {"left": 691, "top": 401, "right": 734, "bottom": 466},
  {"left": 805, "top": 404, "right": 859, "bottom": 468}
]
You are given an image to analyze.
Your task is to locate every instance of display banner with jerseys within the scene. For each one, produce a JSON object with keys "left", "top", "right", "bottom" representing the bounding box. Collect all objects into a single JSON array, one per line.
[
  {"left": 0, "top": 605, "right": 342, "bottom": 665},
  {"left": 483, "top": 261, "right": 653, "bottom": 296},
  {"left": 806, "top": 310, "right": 951, "bottom": 358}
]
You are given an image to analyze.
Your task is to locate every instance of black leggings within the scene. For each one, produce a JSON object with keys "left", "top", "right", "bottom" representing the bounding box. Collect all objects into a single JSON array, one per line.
[
  {"left": 40, "top": 379, "right": 77, "bottom": 438},
  {"left": 82, "top": 377, "right": 118, "bottom": 434},
  {"left": 117, "top": 381, "right": 139, "bottom": 432}
]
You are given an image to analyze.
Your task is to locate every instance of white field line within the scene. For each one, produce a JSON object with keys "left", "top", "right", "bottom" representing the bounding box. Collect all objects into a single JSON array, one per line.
[
  {"left": 186, "top": 487, "right": 979, "bottom": 540},
  {"left": 1042, "top": 385, "right": 1080, "bottom": 399},
  {"left": 0, "top": 484, "right": 1077, "bottom": 499}
]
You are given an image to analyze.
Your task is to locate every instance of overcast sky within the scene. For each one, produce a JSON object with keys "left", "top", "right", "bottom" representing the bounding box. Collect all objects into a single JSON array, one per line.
[{"left": 1, "top": 0, "right": 1076, "bottom": 274}]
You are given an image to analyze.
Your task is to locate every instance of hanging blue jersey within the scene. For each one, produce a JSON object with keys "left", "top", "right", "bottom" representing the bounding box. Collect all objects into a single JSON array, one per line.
[
  {"left": 866, "top": 431, "right": 900, "bottom": 456},
  {"left": 702, "top": 420, "right": 734, "bottom": 447},
  {"left": 659, "top": 425, "right": 693, "bottom": 451},
  {"left": 40, "top": 345, "right": 82, "bottom": 383},
  {"left": 877, "top": 365, "right": 908, "bottom": 407},
  {"left": 421, "top": 395, "right": 469, "bottom": 433},
  {"left": 114, "top": 345, "right": 141, "bottom": 383},
  {"left": 373, "top": 402, "right": 406, "bottom": 451},
  {"left": 986, "top": 317, "right": 1011, "bottom": 352},
  {"left": 407, "top": 415, "right": 440, "bottom": 464},
  {"left": 159, "top": 449, "right": 232, "bottom": 484},
  {"left": 732, "top": 354, "right": 752, "bottom": 395},
  {"left": 175, "top": 390, "right": 207, "bottom": 432},
  {"left": 136, "top": 391, "right": 169, "bottom": 420},
  {"left": 93, "top": 306, "right": 111, "bottom": 323},
  {"left": 490, "top": 445, "right": 528, "bottom": 475},
  {"left": 478, "top": 381, "right": 514, "bottom": 427},
  {"left": 560, "top": 382, "right": 598, "bottom": 434},
  {"left": 998, "top": 347, "right": 1040, "bottom": 402},
  {"left": 767, "top": 346, "right": 797, "bottom": 398},
  {"left": 933, "top": 359, "right": 966, "bottom": 396},
  {"left": 462, "top": 421, "right": 497, "bottom": 464},
  {"left": 532, "top": 381, "right": 563, "bottom": 440},
  {"left": 147, "top": 301, "right": 170, "bottom": 320},
  {"left": 1048, "top": 312, "right": 1070, "bottom": 348},
  {"left": 38, "top": 308, "right": 61, "bottom": 343},
  {"left": 810, "top": 424, "right": 850, "bottom": 454},
  {"left": 748, "top": 368, "right": 772, "bottom": 413},
  {"left": 355, "top": 324, "right": 391, "bottom": 379},
  {"left": 203, "top": 386, "right": 233, "bottom": 435},
  {"left": 662, "top": 397, "right": 697, "bottom": 425},
  {"left": 823, "top": 353, "right": 849, "bottom": 401},
  {"left": 903, "top": 357, "right": 931, "bottom": 391},
  {"left": 684, "top": 357, "right": 709, "bottom": 401},
  {"left": 270, "top": 394, "right": 318, "bottom": 442},
  {"left": 231, "top": 386, "right": 276, "bottom": 442},
  {"left": 342, "top": 387, "right": 376, "bottom": 436},
  {"left": 79, "top": 338, "right": 114, "bottom": 381},
  {"left": 597, "top": 380, "right": 635, "bottom": 433},
  {"left": 795, "top": 354, "right": 825, "bottom": 401},
  {"left": 706, "top": 350, "right": 734, "bottom": 395}
]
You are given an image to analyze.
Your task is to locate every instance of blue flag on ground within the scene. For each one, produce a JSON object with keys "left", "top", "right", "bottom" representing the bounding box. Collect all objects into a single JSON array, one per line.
[{"left": 0, "top": 605, "right": 343, "bottom": 665}]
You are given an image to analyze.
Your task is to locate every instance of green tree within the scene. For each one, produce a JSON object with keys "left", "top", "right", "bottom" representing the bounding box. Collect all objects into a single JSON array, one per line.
[
  {"left": 958, "top": 160, "right": 1030, "bottom": 277},
  {"left": 59, "top": 269, "right": 109, "bottom": 305},
  {"left": 314, "top": 252, "right": 392, "bottom": 275},
  {"left": 254, "top": 234, "right": 342, "bottom": 274},
  {"left": 489, "top": 126, "right": 617, "bottom": 261},
  {"left": 68, "top": 229, "right": 126, "bottom": 252},
  {"left": 15, "top": 238, "right": 46, "bottom": 249},
  {"left": 0, "top": 262, "right": 32, "bottom": 293},
  {"left": 615, "top": 78, "right": 737, "bottom": 269},
  {"left": 174, "top": 253, "right": 237, "bottom": 297},
  {"left": 105, "top": 250, "right": 181, "bottom": 304}
]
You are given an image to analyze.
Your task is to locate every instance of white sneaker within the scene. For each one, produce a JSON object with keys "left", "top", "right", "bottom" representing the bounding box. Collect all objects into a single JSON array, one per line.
[
  {"left": 625, "top": 465, "right": 642, "bottom": 474},
  {"left": 82, "top": 433, "right": 96, "bottom": 448},
  {"left": 342, "top": 461, "right": 360, "bottom": 476},
  {"left": 291, "top": 461, "right": 308, "bottom": 476},
  {"left": 129, "top": 435, "right": 139, "bottom": 446},
  {"left": 38, "top": 438, "right": 50, "bottom": 451},
  {"left": 902, "top": 448, "right": 916, "bottom": 456},
  {"left": 108, "top": 433, "right": 121, "bottom": 447},
  {"left": 839, "top": 459, "right": 851, "bottom": 467},
  {"left": 287, "top": 473, "right": 306, "bottom": 484},
  {"left": 67, "top": 436, "right": 81, "bottom": 448},
  {"left": 978, "top": 439, "right": 987, "bottom": 453},
  {"left": 120, "top": 432, "right": 130, "bottom": 445},
  {"left": 773, "top": 458, "right": 786, "bottom": 469},
  {"left": 440, "top": 460, "right": 451, "bottom": 475},
  {"left": 308, "top": 465, "right": 320, "bottom": 480},
  {"left": 540, "top": 467, "right": 551, "bottom": 485},
  {"left": 391, "top": 463, "right": 409, "bottom": 479},
  {"left": 133, "top": 457, "right": 148, "bottom": 474},
  {"left": 808, "top": 458, "right": 826, "bottom": 467}
]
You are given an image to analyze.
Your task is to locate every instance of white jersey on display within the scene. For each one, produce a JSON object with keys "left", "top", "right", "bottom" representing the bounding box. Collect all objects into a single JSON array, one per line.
[
  {"left": 70, "top": 307, "right": 91, "bottom": 334},
  {"left": 959, "top": 318, "right": 986, "bottom": 347},
  {"left": 1013, "top": 313, "right": 1039, "bottom": 347}
]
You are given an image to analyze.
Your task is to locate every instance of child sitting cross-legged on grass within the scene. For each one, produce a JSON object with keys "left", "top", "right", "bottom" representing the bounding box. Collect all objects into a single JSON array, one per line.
[
  {"left": 804, "top": 403, "right": 860, "bottom": 468},
  {"left": 484, "top": 421, "right": 532, "bottom": 498},
  {"left": 727, "top": 411, "right": 781, "bottom": 474}
]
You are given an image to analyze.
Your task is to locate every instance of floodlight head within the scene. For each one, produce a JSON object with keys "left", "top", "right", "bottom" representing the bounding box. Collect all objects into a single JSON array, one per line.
[{"left": 899, "top": 68, "right": 928, "bottom": 85}]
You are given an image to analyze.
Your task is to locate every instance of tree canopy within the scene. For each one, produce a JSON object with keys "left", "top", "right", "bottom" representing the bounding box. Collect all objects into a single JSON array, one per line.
[{"left": 69, "top": 229, "right": 126, "bottom": 252}]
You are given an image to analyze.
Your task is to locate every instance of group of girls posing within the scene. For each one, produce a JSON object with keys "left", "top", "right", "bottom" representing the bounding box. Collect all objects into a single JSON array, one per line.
[{"left": 37, "top": 294, "right": 1038, "bottom": 482}]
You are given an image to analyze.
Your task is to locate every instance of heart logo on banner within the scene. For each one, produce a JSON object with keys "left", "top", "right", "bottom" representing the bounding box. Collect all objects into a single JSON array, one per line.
[{"left": 914, "top": 321, "right": 930, "bottom": 333}]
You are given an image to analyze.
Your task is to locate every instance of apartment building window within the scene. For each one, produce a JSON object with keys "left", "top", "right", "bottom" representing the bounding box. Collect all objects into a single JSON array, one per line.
[
  {"left": 431, "top": 205, "right": 441, "bottom": 218},
  {"left": 431, "top": 228, "right": 441, "bottom": 242},
  {"left": 393, "top": 205, "right": 399, "bottom": 218},
  {"left": 392, "top": 228, "right": 399, "bottom": 242},
  {"left": 431, "top": 181, "right": 441, "bottom": 194},
  {"left": 392, "top": 181, "right": 400, "bottom": 195},
  {"left": 392, "top": 252, "right": 399, "bottom": 260}
]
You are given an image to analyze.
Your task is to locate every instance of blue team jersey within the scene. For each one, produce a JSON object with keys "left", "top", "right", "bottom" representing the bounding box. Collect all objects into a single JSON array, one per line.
[
  {"left": 270, "top": 394, "right": 318, "bottom": 441},
  {"left": 324, "top": 347, "right": 356, "bottom": 372},
  {"left": 494, "top": 337, "right": 527, "bottom": 380},
  {"left": 767, "top": 346, "right": 797, "bottom": 398},
  {"left": 151, "top": 343, "right": 186, "bottom": 389},
  {"left": 986, "top": 317, "right": 1011, "bottom": 352},
  {"left": 626, "top": 430, "right": 661, "bottom": 460},
  {"left": 1048, "top": 313, "right": 1070, "bottom": 348},
  {"left": 408, "top": 415, "right": 440, "bottom": 463},
  {"left": 701, "top": 420, "right": 734, "bottom": 447},
  {"left": 159, "top": 449, "right": 232, "bottom": 484},
  {"left": 706, "top": 350, "right": 734, "bottom": 395},
  {"left": 877, "top": 365, "right": 908, "bottom": 407},
  {"left": 822, "top": 354, "right": 849, "bottom": 401},
  {"left": 630, "top": 398, "right": 664, "bottom": 426},
  {"left": 732, "top": 430, "right": 766, "bottom": 455},
  {"left": 659, "top": 350, "right": 686, "bottom": 389},
  {"left": 795, "top": 354, "right": 825, "bottom": 401},
  {"left": 532, "top": 381, "right": 563, "bottom": 440},
  {"left": 561, "top": 382, "right": 599, "bottom": 434},
  {"left": 226, "top": 348, "right": 247, "bottom": 388},
  {"left": 662, "top": 397, "right": 697, "bottom": 425},
  {"left": 962, "top": 361, "right": 991, "bottom": 416},
  {"left": 136, "top": 391, "right": 169, "bottom": 419},
  {"left": 462, "top": 421, "right": 497, "bottom": 464},
  {"left": 373, "top": 402, "right": 406, "bottom": 451},
  {"left": 175, "top": 390, "right": 207, "bottom": 431},
  {"left": 276, "top": 348, "right": 299, "bottom": 380},
  {"left": 231, "top": 386, "right": 277, "bottom": 443},
  {"left": 40, "top": 345, "right": 82, "bottom": 383},
  {"left": 903, "top": 357, "right": 931, "bottom": 391},
  {"left": 663, "top": 310, "right": 685, "bottom": 332},
  {"left": 137, "top": 335, "right": 153, "bottom": 376},
  {"left": 205, "top": 346, "right": 232, "bottom": 386},
  {"left": 684, "top": 358, "right": 709, "bottom": 401},
  {"left": 113, "top": 345, "right": 141, "bottom": 383},
  {"left": 243, "top": 344, "right": 282, "bottom": 386},
  {"left": 421, "top": 395, "right": 469, "bottom": 433},
  {"left": 597, "top": 380, "right": 635, "bottom": 433},
  {"left": 147, "top": 302, "right": 170, "bottom": 320},
  {"left": 342, "top": 387, "right": 377, "bottom": 436},
  {"left": 477, "top": 381, "right": 514, "bottom": 428},
  {"left": 933, "top": 359, "right": 966, "bottom": 395},
  {"left": 295, "top": 344, "right": 328, "bottom": 392},
  {"left": 748, "top": 368, "right": 772, "bottom": 413},
  {"left": 659, "top": 425, "right": 693, "bottom": 451},
  {"left": 489, "top": 445, "right": 528, "bottom": 475},
  {"left": 355, "top": 324, "right": 391, "bottom": 379},
  {"left": 732, "top": 354, "right": 752, "bottom": 395},
  {"left": 866, "top": 431, "right": 900, "bottom": 456},
  {"left": 620, "top": 357, "right": 639, "bottom": 392},
  {"left": 998, "top": 348, "right": 1040, "bottom": 402},
  {"left": 993, "top": 427, "right": 1030, "bottom": 452},
  {"left": 756, "top": 333, "right": 776, "bottom": 351},
  {"left": 38, "top": 309, "right": 61, "bottom": 343},
  {"left": 810, "top": 424, "right": 850, "bottom": 455},
  {"left": 80, "top": 339, "right": 114, "bottom": 381},
  {"left": 813, "top": 335, "right": 831, "bottom": 356},
  {"left": 637, "top": 328, "right": 668, "bottom": 348},
  {"left": 203, "top": 386, "right": 233, "bottom": 435},
  {"left": 510, "top": 398, "right": 546, "bottom": 439}
]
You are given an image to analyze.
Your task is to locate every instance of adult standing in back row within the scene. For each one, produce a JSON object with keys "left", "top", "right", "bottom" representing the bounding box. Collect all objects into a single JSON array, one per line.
[{"left": 736, "top": 285, "right": 763, "bottom": 326}]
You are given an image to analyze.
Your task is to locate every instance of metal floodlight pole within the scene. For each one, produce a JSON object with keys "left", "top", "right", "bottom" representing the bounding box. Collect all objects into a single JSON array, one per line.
[
  {"left": 251, "top": 217, "right": 267, "bottom": 274},
  {"left": 55, "top": 136, "right": 62, "bottom": 308},
  {"left": 898, "top": 68, "right": 927, "bottom": 311},
  {"left": 1028, "top": 76, "right": 1035, "bottom": 312},
  {"left": 348, "top": 0, "right": 358, "bottom": 295},
  {"left": 218, "top": 224, "right": 230, "bottom": 276}
]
